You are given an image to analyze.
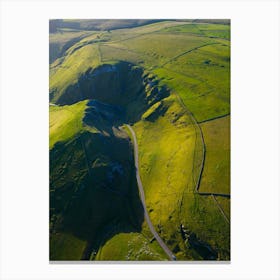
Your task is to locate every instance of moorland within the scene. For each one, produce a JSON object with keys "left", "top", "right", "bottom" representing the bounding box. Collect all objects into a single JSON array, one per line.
[{"left": 49, "top": 19, "right": 230, "bottom": 261}]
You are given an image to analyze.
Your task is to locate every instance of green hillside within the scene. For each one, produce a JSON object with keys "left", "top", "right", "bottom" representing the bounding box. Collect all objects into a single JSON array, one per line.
[{"left": 49, "top": 19, "right": 230, "bottom": 261}]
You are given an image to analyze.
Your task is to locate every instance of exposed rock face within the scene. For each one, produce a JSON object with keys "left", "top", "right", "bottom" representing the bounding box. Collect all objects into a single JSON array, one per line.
[{"left": 52, "top": 62, "right": 170, "bottom": 123}]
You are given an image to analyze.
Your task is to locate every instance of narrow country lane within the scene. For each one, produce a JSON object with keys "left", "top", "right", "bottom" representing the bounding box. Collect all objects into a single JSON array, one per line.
[{"left": 125, "top": 125, "right": 176, "bottom": 261}]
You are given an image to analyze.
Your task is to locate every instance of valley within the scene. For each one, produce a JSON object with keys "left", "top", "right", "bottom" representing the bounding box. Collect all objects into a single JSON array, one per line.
[{"left": 49, "top": 19, "right": 230, "bottom": 261}]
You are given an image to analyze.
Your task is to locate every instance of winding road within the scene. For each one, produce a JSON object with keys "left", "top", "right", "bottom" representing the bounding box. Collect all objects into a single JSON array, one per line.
[{"left": 125, "top": 125, "right": 176, "bottom": 261}]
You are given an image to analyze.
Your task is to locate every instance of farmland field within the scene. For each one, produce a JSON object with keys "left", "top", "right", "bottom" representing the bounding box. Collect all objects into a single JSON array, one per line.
[
  {"left": 49, "top": 19, "right": 230, "bottom": 261},
  {"left": 199, "top": 115, "right": 230, "bottom": 194}
]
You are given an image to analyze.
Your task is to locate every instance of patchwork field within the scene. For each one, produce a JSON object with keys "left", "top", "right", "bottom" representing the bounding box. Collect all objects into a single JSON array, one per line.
[{"left": 49, "top": 19, "right": 230, "bottom": 261}]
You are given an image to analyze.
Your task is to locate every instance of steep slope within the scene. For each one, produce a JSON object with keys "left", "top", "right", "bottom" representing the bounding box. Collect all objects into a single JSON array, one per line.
[
  {"left": 49, "top": 68, "right": 171, "bottom": 260},
  {"left": 49, "top": 20, "right": 230, "bottom": 261},
  {"left": 50, "top": 101, "right": 145, "bottom": 260}
]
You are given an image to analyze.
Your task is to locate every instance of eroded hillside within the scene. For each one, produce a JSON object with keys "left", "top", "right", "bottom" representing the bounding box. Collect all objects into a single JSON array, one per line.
[{"left": 49, "top": 19, "right": 230, "bottom": 261}]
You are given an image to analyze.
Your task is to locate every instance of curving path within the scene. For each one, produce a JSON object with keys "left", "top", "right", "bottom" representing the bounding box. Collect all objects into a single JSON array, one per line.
[{"left": 125, "top": 125, "right": 176, "bottom": 261}]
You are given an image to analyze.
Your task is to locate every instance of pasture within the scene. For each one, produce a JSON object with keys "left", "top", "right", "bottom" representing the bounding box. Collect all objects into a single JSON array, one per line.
[{"left": 49, "top": 19, "right": 230, "bottom": 260}]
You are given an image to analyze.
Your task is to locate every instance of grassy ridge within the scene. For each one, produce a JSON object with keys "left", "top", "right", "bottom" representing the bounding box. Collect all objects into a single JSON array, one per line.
[
  {"left": 50, "top": 21, "right": 230, "bottom": 122},
  {"left": 50, "top": 45, "right": 101, "bottom": 103},
  {"left": 49, "top": 29, "right": 93, "bottom": 63},
  {"left": 50, "top": 19, "right": 172, "bottom": 32},
  {"left": 49, "top": 101, "right": 87, "bottom": 149},
  {"left": 49, "top": 20, "right": 230, "bottom": 260}
]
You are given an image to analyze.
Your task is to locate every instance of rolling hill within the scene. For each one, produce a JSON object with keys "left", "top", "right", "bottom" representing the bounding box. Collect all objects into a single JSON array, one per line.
[{"left": 49, "top": 19, "right": 230, "bottom": 261}]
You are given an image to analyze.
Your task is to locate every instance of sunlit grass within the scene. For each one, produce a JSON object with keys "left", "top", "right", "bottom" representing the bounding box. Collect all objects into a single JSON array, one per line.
[
  {"left": 50, "top": 45, "right": 101, "bottom": 102},
  {"left": 49, "top": 101, "right": 87, "bottom": 149},
  {"left": 199, "top": 115, "right": 230, "bottom": 194},
  {"left": 95, "top": 232, "right": 167, "bottom": 260},
  {"left": 49, "top": 20, "right": 230, "bottom": 260}
]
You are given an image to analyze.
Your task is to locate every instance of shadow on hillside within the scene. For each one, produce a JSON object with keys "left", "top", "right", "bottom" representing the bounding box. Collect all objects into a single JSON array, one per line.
[
  {"left": 50, "top": 131, "right": 144, "bottom": 260},
  {"left": 53, "top": 61, "right": 170, "bottom": 124},
  {"left": 50, "top": 62, "right": 173, "bottom": 260}
]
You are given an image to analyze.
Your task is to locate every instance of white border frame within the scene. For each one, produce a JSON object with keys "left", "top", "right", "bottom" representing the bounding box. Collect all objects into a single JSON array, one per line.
[{"left": 1, "top": 0, "right": 279, "bottom": 279}]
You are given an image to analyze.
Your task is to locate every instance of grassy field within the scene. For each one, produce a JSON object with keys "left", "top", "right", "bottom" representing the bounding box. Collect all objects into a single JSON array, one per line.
[
  {"left": 125, "top": 94, "right": 229, "bottom": 260},
  {"left": 155, "top": 43, "right": 230, "bottom": 122},
  {"left": 160, "top": 23, "right": 230, "bottom": 40},
  {"left": 49, "top": 19, "right": 230, "bottom": 261},
  {"left": 215, "top": 196, "right": 230, "bottom": 221},
  {"left": 199, "top": 115, "right": 230, "bottom": 194},
  {"left": 179, "top": 193, "right": 230, "bottom": 260}
]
